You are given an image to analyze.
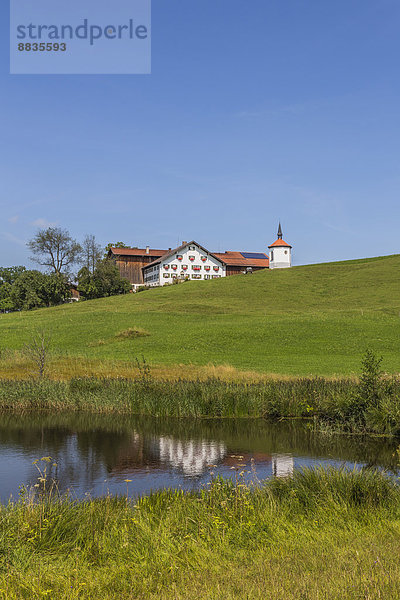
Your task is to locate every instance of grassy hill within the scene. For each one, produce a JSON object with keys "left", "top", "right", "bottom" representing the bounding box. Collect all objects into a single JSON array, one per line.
[{"left": 0, "top": 254, "right": 399, "bottom": 377}]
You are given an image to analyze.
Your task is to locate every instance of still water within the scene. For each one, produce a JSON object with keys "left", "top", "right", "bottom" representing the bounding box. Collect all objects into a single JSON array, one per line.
[{"left": 0, "top": 412, "right": 398, "bottom": 501}]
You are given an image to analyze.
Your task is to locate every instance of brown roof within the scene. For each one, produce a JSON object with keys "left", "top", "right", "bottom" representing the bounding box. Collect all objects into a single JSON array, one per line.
[
  {"left": 109, "top": 247, "right": 168, "bottom": 257},
  {"left": 268, "top": 239, "right": 292, "bottom": 248},
  {"left": 213, "top": 251, "right": 270, "bottom": 268}
]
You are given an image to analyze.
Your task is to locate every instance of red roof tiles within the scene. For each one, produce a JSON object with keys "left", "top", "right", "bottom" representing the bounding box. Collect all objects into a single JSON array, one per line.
[{"left": 268, "top": 239, "right": 292, "bottom": 248}]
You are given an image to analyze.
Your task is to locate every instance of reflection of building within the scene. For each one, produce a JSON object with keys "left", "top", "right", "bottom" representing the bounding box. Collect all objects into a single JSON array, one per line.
[
  {"left": 272, "top": 454, "right": 294, "bottom": 477},
  {"left": 159, "top": 437, "right": 227, "bottom": 476}
]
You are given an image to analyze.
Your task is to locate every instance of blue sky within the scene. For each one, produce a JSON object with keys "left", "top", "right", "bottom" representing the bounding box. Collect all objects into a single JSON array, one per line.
[{"left": 1, "top": 0, "right": 400, "bottom": 268}]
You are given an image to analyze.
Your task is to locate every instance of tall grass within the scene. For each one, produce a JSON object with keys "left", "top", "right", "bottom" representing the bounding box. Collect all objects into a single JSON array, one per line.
[
  {"left": 1, "top": 467, "right": 400, "bottom": 599},
  {"left": 0, "top": 372, "right": 400, "bottom": 434}
]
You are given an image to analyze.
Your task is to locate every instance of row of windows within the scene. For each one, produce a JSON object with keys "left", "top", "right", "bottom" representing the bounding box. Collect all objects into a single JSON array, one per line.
[
  {"left": 163, "top": 264, "right": 220, "bottom": 271},
  {"left": 162, "top": 273, "right": 222, "bottom": 280}
]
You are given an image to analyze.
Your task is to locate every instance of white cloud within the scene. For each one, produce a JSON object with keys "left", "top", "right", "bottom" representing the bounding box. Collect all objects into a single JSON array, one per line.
[
  {"left": 31, "top": 218, "right": 57, "bottom": 228},
  {"left": 8, "top": 215, "right": 19, "bottom": 224},
  {"left": 2, "top": 232, "right": 25, "bottom": 246}
]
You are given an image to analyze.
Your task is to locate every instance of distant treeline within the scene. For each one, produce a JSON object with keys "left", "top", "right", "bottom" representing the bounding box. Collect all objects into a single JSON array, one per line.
[
  {"left": 0, "top": 264, "right": 130, "bottom": 312},
  {"left": 0, "top": 226, "right": 132, "bottom": 311}
]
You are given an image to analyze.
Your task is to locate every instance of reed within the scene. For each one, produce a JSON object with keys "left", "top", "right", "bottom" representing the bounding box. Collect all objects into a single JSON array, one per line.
[
  {"left": 1, "top": 467, "right": 400, "bottom": 599},
  {"left": 0, "top": 371, "right": 399, "bottom": 434}
]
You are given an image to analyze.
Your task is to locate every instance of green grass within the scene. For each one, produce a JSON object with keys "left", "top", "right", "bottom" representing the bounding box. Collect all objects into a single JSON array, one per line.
[
  {"left": 1, "top": 374, "right": 400, "bottom": 435},
  {"left": 2, "top": 467, "right": 400, "bottom": 599},
  {"left": 1, "top": 253, "right": 400, "bottom": 376}
]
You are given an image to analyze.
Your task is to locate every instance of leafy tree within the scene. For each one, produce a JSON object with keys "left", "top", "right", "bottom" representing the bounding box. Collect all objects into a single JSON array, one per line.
[
  {"left": 0, "top": 266, "right": 26, "bottom": 285},
  {"left": 82, "top": 234, "right": 103, "bottom": 275},
  {"left": 0, "top": 285, "right": 14, "bottom": 312},
  {"left": 28, "top": 227, "right": 82, "bottom": 275},
  {"left": 76, "top": 267, "right": 98, "bottom": 300},
  {"left": 358, "top": 349, "right": 384, "bottom": 409},
  {"left": 77, "top": 260, "right": 131, "bottom": 299},
  {"left": 0, "top": 267, "right": 26, "bottom": 312},
  {"left": 9, "top": 271, "right": 70, "bottom": 311}
]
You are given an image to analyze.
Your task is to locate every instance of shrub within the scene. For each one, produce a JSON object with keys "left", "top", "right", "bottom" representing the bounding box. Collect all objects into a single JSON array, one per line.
[{"left": 116, "top": 327, "right": 150, "bottom": 339}]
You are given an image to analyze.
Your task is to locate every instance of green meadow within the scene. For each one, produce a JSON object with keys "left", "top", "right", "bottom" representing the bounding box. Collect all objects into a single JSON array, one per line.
[
  {"left": 2, "top": 467, "right": 400, "bottom": 599},
  {"left": 0, "top": 254, "right": 399, "bottom": 377}
]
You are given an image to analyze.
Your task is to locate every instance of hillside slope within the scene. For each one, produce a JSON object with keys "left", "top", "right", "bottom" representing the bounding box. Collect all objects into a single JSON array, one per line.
[{"left": 1, "top": 254, "right": 399, "bottom": 376}]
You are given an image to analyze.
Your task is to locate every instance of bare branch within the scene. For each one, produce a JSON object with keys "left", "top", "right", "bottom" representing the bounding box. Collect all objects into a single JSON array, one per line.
[
  {"left": 28, "top": 227, "right": 82, "bottom": 275},
  {"left": 23, "top": 330, "right": 52, "bottom": 378}
]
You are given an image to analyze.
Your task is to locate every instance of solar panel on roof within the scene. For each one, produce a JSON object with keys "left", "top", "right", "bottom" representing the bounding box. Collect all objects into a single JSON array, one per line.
[{"left": 240, "top": 252, "right": 267, "bottom": 260}]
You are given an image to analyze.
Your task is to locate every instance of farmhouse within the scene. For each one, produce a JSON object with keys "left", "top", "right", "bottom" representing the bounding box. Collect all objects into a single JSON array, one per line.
[{"left": 109, "top": 224, "right": 292, "bottom": 288}]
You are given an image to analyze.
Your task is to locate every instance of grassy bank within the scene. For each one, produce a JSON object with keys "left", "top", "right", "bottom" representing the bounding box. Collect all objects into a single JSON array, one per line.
[
  {"left": 0, "top": 351, "right": 299, "bottom": 383},
  {"left": 1, "top": 361, "right": 399, "bottom": 434},
  {"left": 0, "top": 254, "right": 400, "bottom": 376},
  {"left": 1, "top": 467, "right": 400, "bottom": 599}
]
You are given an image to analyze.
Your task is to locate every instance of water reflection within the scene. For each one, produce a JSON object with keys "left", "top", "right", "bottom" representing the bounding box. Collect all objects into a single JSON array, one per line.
[{"left": 0, "top": 412, "right": 397, "bottom": 501}]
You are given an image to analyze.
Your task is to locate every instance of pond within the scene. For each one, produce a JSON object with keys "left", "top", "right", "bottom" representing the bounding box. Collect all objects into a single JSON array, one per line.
[{"left": 0, "top": 412, "right": 398, "bottom": 502}]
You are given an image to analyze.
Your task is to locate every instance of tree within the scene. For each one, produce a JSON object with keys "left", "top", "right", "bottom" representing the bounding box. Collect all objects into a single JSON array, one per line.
[
  {"left": 82, "top": 234, "right": 102, "bottom": 275},
  {"left": 23, "top": 330, "right": 51, "bottom": 378},
  {"left": 28, "top": 227, "right": 82, "bottom": 275},
  {"left": 9, "top": 270, "right": 70, "bottom": 311},
  {"left": 0, "top": 266, "right": 26, "bottom": 312},
  {"left": 9, "top": 270, "right": 47, "bottom": 310},
  {"left": 77, "top": 260, "right": 131, "bottom": 300},
  {"left": 0, "top": 266, "right": 26, "bottom": 285}
]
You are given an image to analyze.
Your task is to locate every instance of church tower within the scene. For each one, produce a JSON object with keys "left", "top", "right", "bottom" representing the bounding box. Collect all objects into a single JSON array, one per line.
[{"left": 268, "top": 223, "right": 292, "bottom": 269}]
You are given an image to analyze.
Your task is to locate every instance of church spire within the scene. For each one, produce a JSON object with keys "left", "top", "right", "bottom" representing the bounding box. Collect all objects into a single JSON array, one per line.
[{"left": 277, "top": 222, "right": 283, "bottom": 239}]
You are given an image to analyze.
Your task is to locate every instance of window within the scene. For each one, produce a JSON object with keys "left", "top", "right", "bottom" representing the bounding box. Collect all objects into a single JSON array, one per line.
[
  {"left": 191, "top": 274, "right": 201, "bottom": 279},
  {"left": 212, "top": 275, "right": 221, "bottom": 279},
  {"left": 189, "top": 245, "right": 196, "bottom": 250},
  {"left": 271, "top": 251, "right": 274, "bottom": 261},
  {"left": 284, "top": 250, "right": 288, "bottom": 255},
  {"left": 204, "top": 275, "right": 210, "bottom": 280},
  {"left": 163, "top": 273, "right": 170, "bottom": 278},
  {"left": 192, "top": 265, "right": 201, "bottom": 271},
  {"left": 177, "top": 255, "right": 183, "bottom": 260},
  {"left": 189, "top": 255, "right": 195, "bottom": 261}
]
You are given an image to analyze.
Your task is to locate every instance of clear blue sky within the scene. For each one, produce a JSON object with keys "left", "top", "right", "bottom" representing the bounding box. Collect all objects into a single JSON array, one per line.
[{"left": 1, "top": 0, "right": 400, "bottom": 268}]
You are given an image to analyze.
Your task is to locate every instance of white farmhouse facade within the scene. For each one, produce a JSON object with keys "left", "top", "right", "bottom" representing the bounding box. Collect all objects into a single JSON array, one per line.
[{"left": 143, "top": 241, "right": 226, "bottom": 287}]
